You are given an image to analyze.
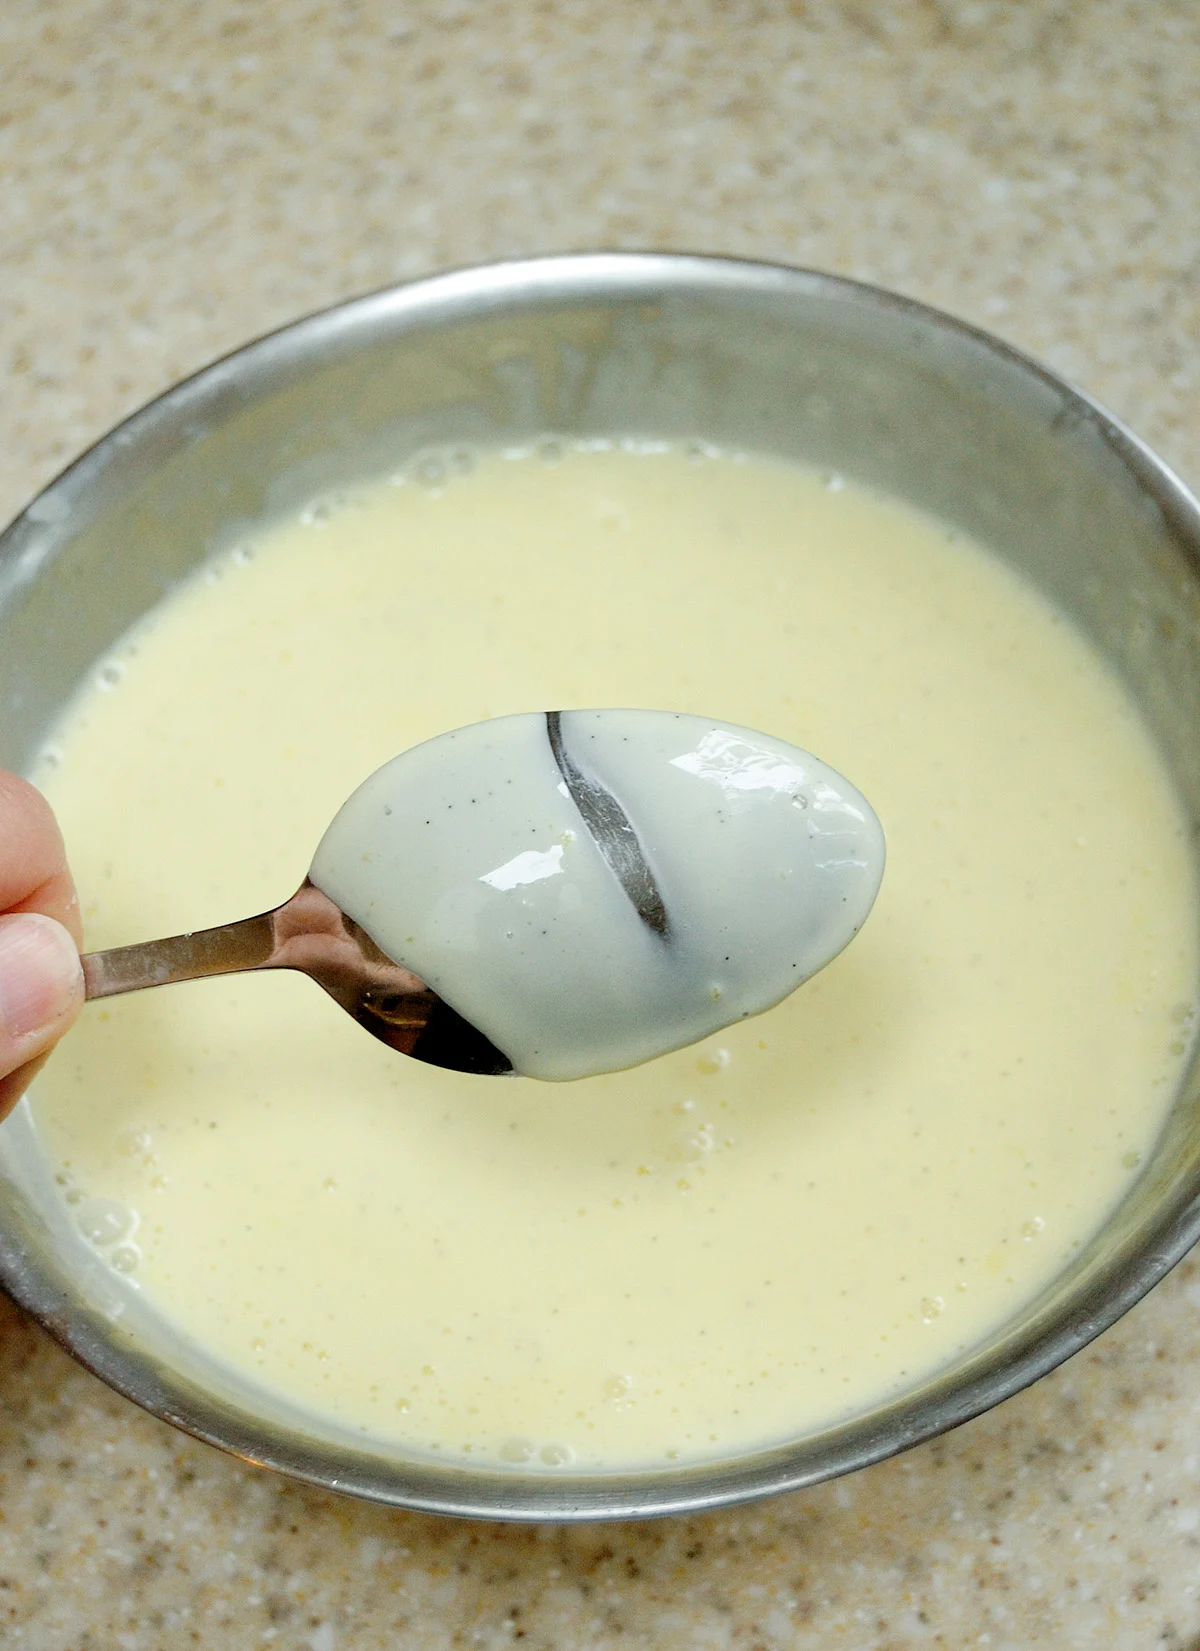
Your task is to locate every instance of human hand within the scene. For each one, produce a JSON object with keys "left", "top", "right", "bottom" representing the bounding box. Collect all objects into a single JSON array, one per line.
[{"left": 0, "top": 772, "right": 84, "bottom": 1120}]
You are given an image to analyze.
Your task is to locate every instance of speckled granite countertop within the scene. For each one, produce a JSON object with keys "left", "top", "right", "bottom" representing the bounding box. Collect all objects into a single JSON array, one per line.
[{"left": 2, "top": 2, "right": 1200, "bottom": 1645}]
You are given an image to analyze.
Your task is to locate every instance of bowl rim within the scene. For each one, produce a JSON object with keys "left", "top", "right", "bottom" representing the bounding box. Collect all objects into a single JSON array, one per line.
[{"left": 4, "top": 249, "right": 1200, "bottom": 1522}]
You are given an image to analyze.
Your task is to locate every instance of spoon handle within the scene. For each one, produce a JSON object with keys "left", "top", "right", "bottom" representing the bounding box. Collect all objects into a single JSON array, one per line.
[{"left": 81, "top": 913, "right": 275, "bottom": 999}]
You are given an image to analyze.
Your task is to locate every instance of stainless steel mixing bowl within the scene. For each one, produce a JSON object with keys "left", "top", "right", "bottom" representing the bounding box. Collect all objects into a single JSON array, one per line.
[{"left": 2, "top": 254, "right": 1199, "bottom": 1521}]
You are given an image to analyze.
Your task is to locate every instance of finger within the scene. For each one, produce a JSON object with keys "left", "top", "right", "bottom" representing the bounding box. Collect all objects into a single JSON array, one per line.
[
  {"left": 0, "top": 771, "right": 82, "bottom": 943},
  {"left": 0, "top": 912, "right": 84, "bottom": 1119},
  {"left": 0, "top": 1048, "right": 52, "bottom": 1123}
]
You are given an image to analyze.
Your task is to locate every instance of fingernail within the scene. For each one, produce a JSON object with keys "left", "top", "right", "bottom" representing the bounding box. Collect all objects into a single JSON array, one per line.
[{"left": 0, "top": 913, "right": 83, "bottom": 1043}]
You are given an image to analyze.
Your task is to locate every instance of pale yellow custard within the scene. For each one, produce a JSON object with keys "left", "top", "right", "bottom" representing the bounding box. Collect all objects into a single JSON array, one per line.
[{"left": 31, "top": 445, "right": 1196, "bottom": 1470}]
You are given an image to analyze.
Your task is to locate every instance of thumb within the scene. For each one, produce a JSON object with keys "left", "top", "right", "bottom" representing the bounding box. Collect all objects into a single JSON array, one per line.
[{"left": 0, "top": 912, "right": 84, "bottom": 1085}]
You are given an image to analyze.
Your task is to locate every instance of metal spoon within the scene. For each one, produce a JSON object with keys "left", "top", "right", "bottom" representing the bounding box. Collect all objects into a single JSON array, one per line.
[
  {"left": 81, "top": 879, "right": 514, "bottom": 1077},
  {"left": 80, "top": 708, "right": 882, "bottom": 1083}
]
